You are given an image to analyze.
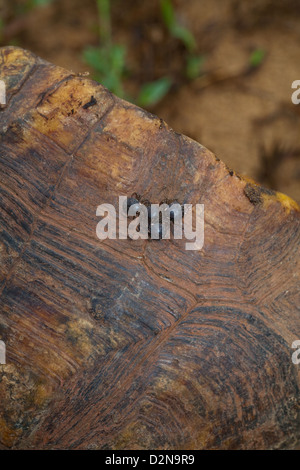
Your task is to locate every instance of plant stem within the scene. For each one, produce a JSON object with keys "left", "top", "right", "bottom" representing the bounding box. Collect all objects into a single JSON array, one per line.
[{"left": 97, "top": 0, "right": 111, "bottom": 45}]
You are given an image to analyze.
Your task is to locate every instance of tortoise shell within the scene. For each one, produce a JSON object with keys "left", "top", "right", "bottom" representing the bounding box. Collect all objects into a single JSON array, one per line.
[{"left": 0, "top": 46, "right": 299, "bottom": 450}]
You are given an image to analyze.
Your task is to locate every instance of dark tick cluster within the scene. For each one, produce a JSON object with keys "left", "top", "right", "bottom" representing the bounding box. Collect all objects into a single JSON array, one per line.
[{"left": 125, "top": 194, "right": 184, "bottom": 239}]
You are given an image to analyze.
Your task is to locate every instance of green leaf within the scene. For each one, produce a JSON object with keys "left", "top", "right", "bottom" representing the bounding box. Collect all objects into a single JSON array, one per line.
[
  {"left": 110, "top": 44, "right": 126, "bottom": 74},
  {"left": 160, "top": 0, "right": 196, "bottom": 52},
  {"left": 160, "top": 0, "right": 175, "bottom": 30},
  {"left": 186, "top": 54, "right": 204, "bottom": 80},
  {"left": 171, "top": 24, "right": 196, "bottom": 52},
  {"left": 137, "top": 77, "right": 172, "bottom": 108},
  {"left": 83, "top": 45, "right": 126, "bottom": 98},
  {"left": 249, "top": 48, "right": 266, "bottom": 68},
  {"left": 97, "top": 0, "right": 111, "bottom": 44},
  {"left": 83, "top": 47, "right": 106, "bottom": 74}
]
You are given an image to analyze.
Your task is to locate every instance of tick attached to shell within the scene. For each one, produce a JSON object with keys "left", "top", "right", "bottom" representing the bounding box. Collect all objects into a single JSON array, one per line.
[{"left": 124, "top": 194, "right": 184, "bottom": 240}]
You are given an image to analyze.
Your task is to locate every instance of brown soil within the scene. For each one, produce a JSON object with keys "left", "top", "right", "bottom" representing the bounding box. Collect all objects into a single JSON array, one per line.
[{"left": 1, "top": 0, "right": 300, "bottom": 202}]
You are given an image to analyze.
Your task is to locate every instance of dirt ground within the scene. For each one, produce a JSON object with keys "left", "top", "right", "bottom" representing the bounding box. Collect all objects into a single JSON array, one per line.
[{"left": 1, "top": 0, "right": 300, "bottom": 203}]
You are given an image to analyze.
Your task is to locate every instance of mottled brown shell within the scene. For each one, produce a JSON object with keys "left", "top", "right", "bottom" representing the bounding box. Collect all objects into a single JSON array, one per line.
[{"left": 0, "top": 47, "right": 299, "bottom": 450}]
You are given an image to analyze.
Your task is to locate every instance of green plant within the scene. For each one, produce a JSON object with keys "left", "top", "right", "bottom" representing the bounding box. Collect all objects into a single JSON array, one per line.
[
  {"left": 137, "top": 77, "right": 172, "bottom": 108},
  {"left": 160, "top": 0, "right": 195, "bottom": 51},
  {"left": 160, "top": 0, "right": 204, "bottom": 79},
  {"left": 83, "top": 0, "right": 127, "bottom": 98},
  {"left": 83, "top": 0, "right": 173, "bottom": 107},
  {"left": 97, "top": 0, "right": 111, "bottom": 44},
  {"left": 249, "top": 48, "right": 266, "bottom": 68},
  {"left": 186, "top": 54, "right": 205, "bottom": 80},
  {"left": 83, "top": 44, "right": 126, "bottom": 98},
  {"left": 84, "top": 0, "right": 202, "bottom": 106}
]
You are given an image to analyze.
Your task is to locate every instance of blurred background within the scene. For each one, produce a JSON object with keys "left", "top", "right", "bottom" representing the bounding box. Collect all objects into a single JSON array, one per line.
[{"left": 0, "top": 0, "right": 300, "bottom": 203}]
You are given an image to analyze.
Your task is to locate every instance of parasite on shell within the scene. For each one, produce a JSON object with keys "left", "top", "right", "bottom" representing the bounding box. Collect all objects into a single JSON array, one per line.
[{"left": 125, "top": 195, "right": 184, "bottom": 240}]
